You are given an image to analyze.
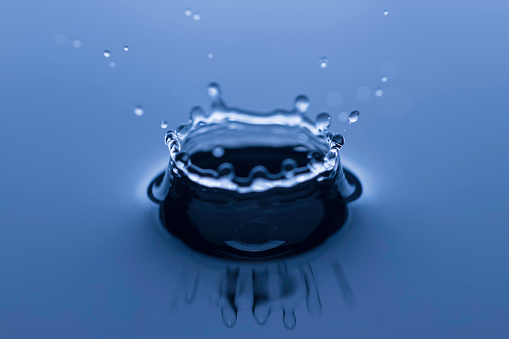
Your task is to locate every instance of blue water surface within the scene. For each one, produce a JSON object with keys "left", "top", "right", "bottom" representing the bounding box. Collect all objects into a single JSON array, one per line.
[{"left": 1, "top": 0, "right": 509, "bottom": 338}]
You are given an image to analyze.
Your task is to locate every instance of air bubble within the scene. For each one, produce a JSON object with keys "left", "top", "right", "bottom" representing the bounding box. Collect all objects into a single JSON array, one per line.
[
  {"left": 103, "top": 50, "right": 111, "bottom": 58},
  {"left": 316, "top": 112, "right": 331, "bottom": 132},
  {"left": 294, "top": 95, "right": 309, "bottom": 113},
  {"left": 348, "top": 110, "right": 359, "bottom": 123},
  {"left": 134, "top": 105, "right": 144, "bottom": 116}
]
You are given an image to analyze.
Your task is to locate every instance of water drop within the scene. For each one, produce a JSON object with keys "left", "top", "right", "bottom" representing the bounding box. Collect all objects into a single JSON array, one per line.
[
  {"left": 316, "top": 112, "right": 331, "bottom": 132},
  {"left": 72, "top": 40, "right": 82, "bottom": 48},
  {"left": 207, "top": 83, "right": 221, "bottom": 99},
  {"left": 381, "top": 76, "right": 388, "bottom": 83},
  {"left": 283, "top": 309, "right": 296, "bottom": 330},
  {"left": 123, "top": 46, "right": 129, "bottom": 51},
  {"left": 184, "top": 8, "right": 192, "bottom": 16},
  {"left": 109, "top": 61, "right": 116, "bottom": 68},
  {"left": 212, "top": 146, "right": 225, "bottom": 158},
  {"left": 294, "top": 95, "right": 309, "bottom": 113},
  {"left": 375, "top": 89, "right": 384, "bottom": 97},
  {"left": 338, "top": 112, "right": 349, "bottom": 122},
  {"left": 103, "top": 50, "right": 111, "bottom": 58},
  {"left": 160, "top": 121, "right": 168, "bottom": 129},
  {"left": 348, "top": 110, "right": 359, "bottom": 123},
  {"left": 207, "top": 53, "right": 214, "bottom": 59},
  {"left": 134, "top": 105, "right": 144, "bottom": 116},
  {"left": 193, "top": 13, "right": 201, "bottom": 21},
  {"left": 319, "top": 57, "right": 328, "bottom": 68},
  {"left": 330, "top": 133, "right": 345, "bottom": 149},
  {"left": 384, "top": 10, "right": 389, "bottom": 16}
]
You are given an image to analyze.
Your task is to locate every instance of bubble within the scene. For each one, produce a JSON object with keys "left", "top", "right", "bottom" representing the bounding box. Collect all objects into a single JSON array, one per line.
[
  {"left": 103, "top": 50, "right": 111, "bottom": 58},
  {"left": 53, "top": 33, "right": 66, "bottom": 45},
  {"left": 184, "top": 9, "right": 192, "bottom": 16},
  {"left": 384, "top": 10, "right": 389, "bottom": 16},
  {"left": 375, "top": 89, "right": 384, "bottom": 97},
  {"left": 193, "top": 13, "right": 201, "bottom": 21},
  {"left": 212, "top": 146, "right": 225, "bottom": 158},
  {"left": 294, "top": 95, "right": 310, "bottom": 113},
  {"left": 134, "top": 105, "right": 144, "bottom": 116},
  {"left": 319, "top": 57, "right": 328, "bottom": 68},
  {"left": 160, "top": 121, "right": 168, "bottom": 129},
  {"left": 109, "top": 61, "right": 116, "bottom": 68},
  {"left": 381, "top": 76, "right": 388, "bottom": 83},
  {"left": 348, "top": 110, "right": 359, "bottom": 123},
  {"left": 207, "top": 53, "right": 214, "bottom": 59},
  {"left": 72, "top": 40, "right": 82, "bottom": 48},
  {"left": 316, "top": 112, "right": 331, "bottom": 132},
  {"left": 338, "top": 112, "right": 349, "bottom": 122},
  {"left": 123, "top": 46, "right": 129, "bottom": 51}
]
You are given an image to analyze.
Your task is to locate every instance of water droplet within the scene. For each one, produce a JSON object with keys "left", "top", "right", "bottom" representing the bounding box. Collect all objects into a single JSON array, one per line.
[
  {"left": 338, "top": 112, "right": 349, "bottom": 122},
  {"left": 160, "top": 121, "right": 168, "bottom": 129},
  {"left": 330, "top": 133, "right": 345, "bottom": 149},
  {"left": 375, "top": 89, "right": 384, "bottom": 97},
  {"left": 103, "top": 50, "right": 111, "bottom": 58},
  {"left": 348, "top": 110, "right": 359, "bottom": 123},
  {"left": 294, "top": 95, "right": 309, "bottom": 113},
  {"left": 184, "top": 8, "right": 192, "bottom": 16},
  {"left": 253, "top": 304, "right": 271, "bottom": 325},
  {"left": 109, "top": 61, "right": 116, "bottom": 68},
  {"left": 212, "top": 146, "right": 225, "bottom": 158},
  {"left": 319, "top": 57, "right": 328, "bottom": 68},
  {"left": 384, "top": 10, "right": 389, "bottom": 16},
  {"left": 134, "top": 105, "right": 144, "bottom": 116},
  {"left": 123, "top": 46, "right": 129, "bottom": 51},
  {"left": 72, "top": 40, "right": 82, "bottom": 48},
  {"left": 193, "top": 13, "right": 201, "bottom": 21},
  {"left": 174, "top": 152, "right": 190, "bottom": 169},
  {"left": 381, "top": 76, "right": 388, "bottom": 83},
  {"left": 207, "top": 83, "right": 221, "bottom": 99},
  {"left": 207, "top": 53, "right": 214, "bottom": 59},
  {"left": 316, "top": 112, "right": 331, "bottom": 132},
  {"left": 53, "top": 33, "right": 66, "bottom": 45}
]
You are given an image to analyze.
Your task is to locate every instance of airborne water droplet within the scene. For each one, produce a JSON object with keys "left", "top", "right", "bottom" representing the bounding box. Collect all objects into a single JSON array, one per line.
[
  {"left": 207, "top": 53, "right": 214, "bottom": 59},
  {"left": 134, "top": 105, "right": 144, "bottom": 116},
  {"left": 319, "top": 57, "right": 328, "bottom": 68},
  {"left": 381, "top": 76, "right": 388, "bottom": 83},
  {"left": 375, "top": 89, "right": 384, "bottom": 97},
  {"left": 294, "top": 95, "right": 309, "bottom": 113},
  {"left": 109, "top": 61, "right": 116, "bottom": 68},
  {"left": 348, "top": 110, "right": 359, "bottom": 123},
  {"left": 316, "top": 112, "right": 331, "bottom": 132},
  {"left": 160, "top": 121, "right": 168, "bottom": 129},
  {"left": 384, "top": 10, "right": 389, "bottom": 16},
  {"left": 212, "top": 146, "right": 225, "bottom": 158},
  {"left": 184, "top": 8, "right": 192, "bottom": 16},
  {"left": 331, "top": 133, "right": 345, "bottom": 149},
  {"left": 103, "top": 50, "right": 111, "bottom": 58},
  {"left": 72, "top": 40, "right": 82, "bottom": 48},
  {"left": 123, "top": 46, "right": 129, "bottom": 51},
  {"left": 193, "top": 13, "right": 201, "bottom": 21}
]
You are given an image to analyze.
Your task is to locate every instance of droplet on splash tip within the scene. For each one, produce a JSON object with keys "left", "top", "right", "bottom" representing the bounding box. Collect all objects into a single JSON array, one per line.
[
  {"left": 190, "top": 106, "right": 206, "bottom": 121},
  {"left": 319, "top": 57, "right": 328, "bottom": 68},
  {"left": 134, "top": 105, "right": 144, "bottom": 116},
  {"left": 294, "top": 95, "right": 309, "bottom": 113},
  {"left": 316, "top": 112, "right": 331, "bottom": 132},
  {"left": 348, "top": 110, "right": 359, "bottom": 123},
  {"left": 207, "top": 83, "right": 221, "bottom": 99}
]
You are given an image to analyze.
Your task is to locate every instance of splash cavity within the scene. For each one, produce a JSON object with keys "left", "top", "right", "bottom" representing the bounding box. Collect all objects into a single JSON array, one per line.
[{"left": 149, "top": 83, "right": 361, "bottom": 260}]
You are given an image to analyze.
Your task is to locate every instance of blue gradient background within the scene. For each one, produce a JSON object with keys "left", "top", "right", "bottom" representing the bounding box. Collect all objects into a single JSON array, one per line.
[{"left": 1, "top": 0, "right": 509, "bottom": 338}]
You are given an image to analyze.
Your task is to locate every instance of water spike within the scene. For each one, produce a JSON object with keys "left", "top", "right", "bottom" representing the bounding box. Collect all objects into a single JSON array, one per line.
[
  {"left": 283, "top": 309, "right": 296, "bottom": 330},
  {"left": 294, "top": 95, "right": 309, "bottom": 114},
  {"left": 316, "top": 112, "right": 331, "bottom": 132},
  {"left": 190, "top": 106, "right": 205, "bottom": 122}
]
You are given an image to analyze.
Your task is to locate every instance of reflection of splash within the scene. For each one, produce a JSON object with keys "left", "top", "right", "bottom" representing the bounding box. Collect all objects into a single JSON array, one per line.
[{"left": 172, "top": 258, "right": 354, "bottom": 330}]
